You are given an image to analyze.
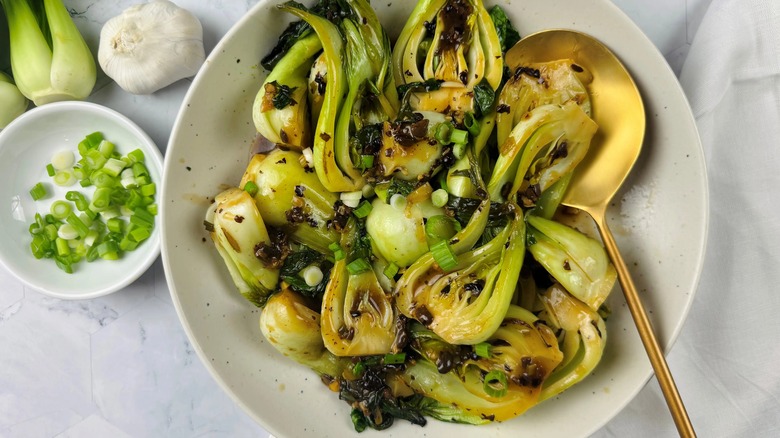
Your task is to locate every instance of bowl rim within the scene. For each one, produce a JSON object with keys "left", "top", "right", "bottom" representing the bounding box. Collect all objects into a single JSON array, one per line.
[{"left": 0, "top": 100, "right": 163, "bottom": 300}]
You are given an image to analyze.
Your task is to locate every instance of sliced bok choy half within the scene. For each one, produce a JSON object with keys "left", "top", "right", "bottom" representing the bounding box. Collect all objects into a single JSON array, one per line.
[
  {"left": 487, "top": 101, "right": 597, "bottom": 203},
  {"left": 208, "top": 188, "right": 280, "bottom": 306}
]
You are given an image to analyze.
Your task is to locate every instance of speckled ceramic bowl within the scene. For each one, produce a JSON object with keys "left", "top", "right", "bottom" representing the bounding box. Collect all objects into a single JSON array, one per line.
[{"left": 161, "top": 1, "right": 708, "bottom": 437}]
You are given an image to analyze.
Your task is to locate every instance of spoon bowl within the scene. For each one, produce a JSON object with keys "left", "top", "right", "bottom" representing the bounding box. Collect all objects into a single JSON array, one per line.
[{"left": 506, "top": 30, "right": 695, "bottom": 437}]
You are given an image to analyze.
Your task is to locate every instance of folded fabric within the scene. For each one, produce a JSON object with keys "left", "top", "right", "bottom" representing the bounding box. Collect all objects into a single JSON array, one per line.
[{"left": 594, "top": 0, "right": 780, "bottom": 436}]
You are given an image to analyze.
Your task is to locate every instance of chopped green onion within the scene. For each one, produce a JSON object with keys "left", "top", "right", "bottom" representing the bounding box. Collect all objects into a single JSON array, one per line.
[
  {"left": 434, "top": 122, "right": 454, "bottom": 144},
  {"left": 130, "top": 226, "right": 151, "bottom": 242},
  {"left": 85, "top": 149, "right": 107, "bottom": 170},
  {"left": 50, "top": 201, "right": 72, "bottom": 220},
  {"left": 85, "top": 131, "right": 104, "bottom": 148},
  {"left": 106, "top": 217, "right": 124, "bottom": 233},
  {"left": 352, "top": 200, "right": 373, "bottom": 218},
  {"left": 140, "top": 183, "right": 156, "bottom": 197},
  {"left": 55, "top": 238, "right": 71, "bottom": 257},
  {"left": 29, "top": 182, "right": 48, "bottom": 200},
  {"left": 243, "top": 181, "right": 259, "bottom": 197},
  {"left": 450, "top": 128, "right": 468, "bottom": 145},
  {"left": 98, "top": 140, "right": 115, "bottom": 158},
  {"left": 431, "top": 188, "right": 448, "bottom": 207},
  {"left": 51, "top": 150, "right": 75, "bottom": 170},
  {"left": 102, "top": 158, "right": 126, "bottom": 177},
  {"left": 54, "top": 256, "right": 73, "bottom": 273},
  {"left": 329, "top": 242, "right": 346, "bottom": 261},
  {"left": 30, "top": 235, "right": 49, "bottom": 259},
  {"left": 346, "top": 258, "right": 372, "bottom": 275},
  {"left": 90, "top": 187, "right": 112, "bottom": 211},
  {"left": 46, "top": 164, "right": 56, "bottom": 177},
  {"left": 127, "top": 148, "right": 145, "bottom": 164},
  {"left": 383, "top": 353, "right": 406, "bottom": 365},
  {"left": 301, "top": 265, "right": 324, "bottom": 286},
  {"left": 359, "top": 154, "right": 374, "bottom": 170},
  {"left": 475, "top": 342, "right": 491, "bottom": 358},
  {"left": 463, "top": 112, "right": 480, "bottom": 137},
  {"left": 90, "top": 170, "right": 116, "bottom": 188},
  {"left": 430, "top": 239, "right": 458, "bottom": 271},
  {"left": 452, "top": 142, "right": 467, "bottom": 160},
  {"left": 132, "top": 162, "right": 148, "bottom": 178},
  {"left": 483, "top": 370, "right": 509, "bottom": 398},
  {"left": 390, "top": 193, "right": 407, "bottom": 210},
  {"left": 66, "top": 213, "right": 90, "bottom": 238},
  {"left": 66, "top": 191, "right": 89, "bottom": 211},
  {"left": 383, "top": 262, "right": 399, "bottom": 279},
  {"left": 131, "top": 207, "right": 154, "bottom": 228},
  {"left": 146, "top": 204, "right": 158, "bottom": 216},
  {"left": 53, "top": 170, "right": 77, "bottom": 187}
]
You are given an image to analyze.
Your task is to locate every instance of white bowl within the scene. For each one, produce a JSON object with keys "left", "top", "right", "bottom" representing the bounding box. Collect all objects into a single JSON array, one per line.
[
  {"left": 0, "top": 101, "right": 163, "bottom": 299},
  {"left": 162, "top": 1, "right": 708, "bottom": 437}
]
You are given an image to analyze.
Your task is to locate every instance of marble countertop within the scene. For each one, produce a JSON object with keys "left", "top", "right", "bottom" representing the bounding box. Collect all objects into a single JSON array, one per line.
[{"left": 1, "top": 0, "right": 713, "bottom": 437}]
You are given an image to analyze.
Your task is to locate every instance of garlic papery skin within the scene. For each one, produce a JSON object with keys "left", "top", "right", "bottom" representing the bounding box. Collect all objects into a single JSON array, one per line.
[{"left": 98, "top": 0, "right": 206, "bottom": 95}]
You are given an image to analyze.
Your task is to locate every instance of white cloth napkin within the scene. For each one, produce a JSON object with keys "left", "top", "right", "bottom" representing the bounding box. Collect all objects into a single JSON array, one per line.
[{"left": 594, "top": 0, "right": 780, "bottom": 436}]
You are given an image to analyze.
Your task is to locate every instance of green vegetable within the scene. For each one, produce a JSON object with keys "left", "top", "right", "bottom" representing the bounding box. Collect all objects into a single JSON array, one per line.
[
  {"left": 259, "top": 288, "right": 349, "bottom": 376},
  {"left": 240, "top": 149, "right": 338, "bottom": 254},
  {"left": 365, "top": 198, "right": 432, "bottom": 268},
  {"left": 395, "top": 201, "right": 523, "bottom": 345},
  {"left": 538, "top": 283, "right": 607, "bottom": 401},
  {"left": 209, "top": 188, "right": 280, "bottom": 306},
  {"left": 527, "top": 215, "right": 617, "bottom": 311},
  {"left": 253, "top": 32, "right": 320, "bottom": 149},
  {"left": 29, "top": 182, "right": 47, "bottom": 200},
  {"left": 0, "top": 0, "right": 96, "bottom": 106},
  {"left": 0, "top": 71, "right": 27, "bottom": 127},
  {"left": 391, "top": 0, "right": 502, "bottom": 167},
  {"left": 26, "top": 132, "right": 156, "bottom": 273},
  {"left": 487, "top": 101, "right": 598, "bottom": 202},
  {"left": 496, "top": 59, "right": 592, "bottom": 147},
  {"left": 320, "top": 219, "right": 397, "bottom": 356}
]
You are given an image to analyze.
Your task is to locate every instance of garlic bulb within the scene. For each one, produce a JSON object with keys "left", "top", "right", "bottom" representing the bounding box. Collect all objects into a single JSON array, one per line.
[{"left": 98, "top": 0, "right": 205, "bottom": 95}]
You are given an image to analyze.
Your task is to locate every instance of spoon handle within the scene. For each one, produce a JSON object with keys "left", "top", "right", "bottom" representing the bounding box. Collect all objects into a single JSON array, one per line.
[{"left": 595, "top": 212, "right": 696, "bottom": 438}]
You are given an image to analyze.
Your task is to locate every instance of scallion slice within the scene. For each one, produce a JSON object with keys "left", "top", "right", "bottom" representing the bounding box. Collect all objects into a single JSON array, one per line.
[
  {"left": 29, "top": 182, "right": 47, "bottom": 200},
  {"left": 50, "top": 201, "right": 72, "bottom": 220},
  {"left": 383, "top": 262, "right": 399, "bottom": 279},
  {"left": 430, "top": 239, "right": 458, "bottom": 271},
  {"left": 383, "top": 353, "right": 406, "bottom": 365},
  {"left": 346, "top": 258, "right": 372, "bottom": 275},
  {"left": 483, "top": 370, "right": 509, "bottom": 398},
  {"left": 475, "top": 342, "right": 491, "bottom": 358},
  {"left": 352, "top": 200, "right": 373, "bottom": 218},
  {"left": 243, "top": 181, "right": 259, "bottom": 197}
]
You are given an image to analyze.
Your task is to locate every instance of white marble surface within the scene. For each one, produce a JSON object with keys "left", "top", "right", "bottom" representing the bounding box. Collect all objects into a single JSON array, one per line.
[{"left": 0, "top": 0, "right": 714, "bottom": 437}]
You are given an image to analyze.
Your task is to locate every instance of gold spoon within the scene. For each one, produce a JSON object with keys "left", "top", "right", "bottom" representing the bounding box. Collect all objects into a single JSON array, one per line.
[{"left": 506, "top": 29, "right": 696, "bottom": 437}]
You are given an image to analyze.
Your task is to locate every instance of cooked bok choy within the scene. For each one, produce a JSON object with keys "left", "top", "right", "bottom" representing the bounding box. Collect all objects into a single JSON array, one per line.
[
  {"left": 239, "top": 148, "right": 338, "bottom": 254},
  {"left": 207, "top": 1, "right": 624, "bottom": 431},
  {"left": 487, "top": 101, "right": 597, "bottom": 202},
  {"left": 321, "top": 219, "right": 397, "bottom": 356},
  {"left": 400, "top": 305, "right": 562, "bottom": 421},
  {"left": 527, "top": 214, "right": 617, "bottom": 311},
  {"left": 538, "top": 283, "right": 607, "bottom": 400},
  {"left": 207, "top": 188, "right": 280, "bottom": 306},
  {"left": 272, "top": 0, "right": 399, "bottom": 192},
  {"left": 0, "top": 0, "right": 96, "bottom": 105}
]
